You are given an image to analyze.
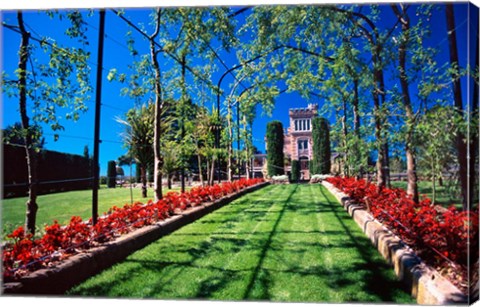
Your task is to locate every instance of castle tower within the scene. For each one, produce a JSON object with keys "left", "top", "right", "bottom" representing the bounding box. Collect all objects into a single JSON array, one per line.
[{"left": 283, "top": 103, "right": 318, "bottom": 180}]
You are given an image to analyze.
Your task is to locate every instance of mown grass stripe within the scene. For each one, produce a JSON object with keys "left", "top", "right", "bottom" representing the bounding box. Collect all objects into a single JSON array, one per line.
[{"left": 68, "top": 184, "right": 415, "bottom": 304}]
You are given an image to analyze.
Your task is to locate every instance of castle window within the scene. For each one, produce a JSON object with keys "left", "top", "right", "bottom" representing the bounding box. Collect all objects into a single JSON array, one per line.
[
  {"left": 294, "top": 118, "right": 312, "bottom": 131},
  {"left": 298, "top": 139, "right": 308, "bottom": 151}
]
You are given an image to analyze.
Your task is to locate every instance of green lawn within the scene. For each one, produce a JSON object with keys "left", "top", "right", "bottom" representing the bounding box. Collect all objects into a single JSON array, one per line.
[
  {"left": 1, "top": 186, "right": 181, "bottom": 235},
  {"left": 67, "top": 184, "right": 414, "bottom": 304},
  {"left": 390, "top": 180, "right": 462, "bottom": 208}
]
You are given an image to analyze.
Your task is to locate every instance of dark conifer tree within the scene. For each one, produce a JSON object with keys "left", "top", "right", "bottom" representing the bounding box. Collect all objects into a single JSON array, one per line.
[
  {"left": 266, "top": 121, "right": 285, "bottom": 176},
  {"left": 107, "top": 160, "right": 117, "bottom": 188},
  {"left": 311, "top": 117, "right": 331, "bottom": 175},
  {"left": 291, "top": 160, "right": 300, "bottom": 182}
]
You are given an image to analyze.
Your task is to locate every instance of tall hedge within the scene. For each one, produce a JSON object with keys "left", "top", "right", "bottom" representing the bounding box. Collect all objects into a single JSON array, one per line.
[
  {"left": 311, "top": 117, "right": 331, "bottom": 175},
  {"left": 290, "top": 160, "right": 300, "bottom": 182},
  {"left": 3, "top": 144, "right": 92, "bottom": 198},
  {"left": 266, "top": 120, "right": 284, "bottom": 176},
  {"left": 107, "top": 160, "right": 117, "bottom": 188}
]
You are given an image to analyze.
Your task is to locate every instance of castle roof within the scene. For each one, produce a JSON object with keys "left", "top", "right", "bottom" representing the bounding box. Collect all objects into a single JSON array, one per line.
[{"left": 288, "top": 103, "right": 318, "bottom": 116}]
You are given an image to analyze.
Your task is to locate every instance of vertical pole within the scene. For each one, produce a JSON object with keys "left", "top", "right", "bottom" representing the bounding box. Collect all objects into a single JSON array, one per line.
[
  {"left": 181, "top": 55, "right": 186, "bottom": 193},
  {"left": 237, "top": 101, "right": 240, "bottom": 180},
  {"left": 129, "top": 145, "right": 133, "bottom": 205},
  {"left": 217, "top": 94, "right": 221, "bottom": 183},
  {"left": 92, "top": 9, "right": 106, "bottom": 225}
]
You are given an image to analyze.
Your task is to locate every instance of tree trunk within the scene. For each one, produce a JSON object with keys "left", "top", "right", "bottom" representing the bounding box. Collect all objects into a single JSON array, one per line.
[
  {"left": 141, "top": 165, "right": 147, "bottom": 198},
  {"left": 210, "top": 157, "right": 216, "bottom": 186},
  {"left": 446, "top": 4, "right": 469, "bottom": 211},
  {"left": 368, "top": 42, "right": 388, "bottom": 189},
  {"left": 150, "top": 9, "right": 163, "bottom": 202},
  {"left": 17, "top": 11, "right": 38, "bottom": 236},
  {"left": 227, "top": 102, "right": 233, "bottom": 182},
  {"left": 335, "top": 6, "right": 388, "bottom": 188},
  {"left": 353, "top": 78, "right": 360, "bottom": 136},
  {"left": 181, "top": 125, "right": 186, "bottom": 193},
  {"left": 392, "top": 4, "right": 419, "bottom": 203},
  {"left": 469, "top": 30, "right": 479, "bottom": 207},
  {"left": 206, "top": 159, "right": 210, "bottom": 186},
  {"left": 197, "top": 153, "right": 204, "bottom": 186},
  {"left": 352, "top": 78, "right": 363, "bottom": 180},
  {"left": 378, "top": 69, "right": 391, "bottom": 188},
  {"left": 373, "top": 81, "right": 386, "bottom": 189},
  {"left": 432, "top": 174, "right": 436, "bottom": 205},
  {"left": 342, "top": 98, "right": 349, "bottom": 177},
  {"left": 180, "top": 54, "right": 186, "bottom": 193}
]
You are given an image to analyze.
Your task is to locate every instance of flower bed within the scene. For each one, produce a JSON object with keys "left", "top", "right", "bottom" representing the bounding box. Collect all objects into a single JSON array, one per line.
[
  {"left": 325, "top": 176, "right": 478, "bottom": 295},
  {"left": 2, "top": 178, "right": 264, "bottom": 282}
]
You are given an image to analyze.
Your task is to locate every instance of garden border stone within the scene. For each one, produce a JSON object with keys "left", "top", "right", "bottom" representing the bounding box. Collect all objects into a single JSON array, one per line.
[
  {"left": 321, "top": 180, "right": 467, "bottom": 305},
  {"left": 2, "top": 181, "right": 269, "bottom": 295}
]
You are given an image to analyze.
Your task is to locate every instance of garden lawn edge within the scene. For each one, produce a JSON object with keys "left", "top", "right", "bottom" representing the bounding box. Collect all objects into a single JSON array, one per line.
[
  {"left": 2, "top": 181, "right": 269, "bottom": 296},
  {"left": 321, "top": 180, "right": 467, "bottom": 305}
]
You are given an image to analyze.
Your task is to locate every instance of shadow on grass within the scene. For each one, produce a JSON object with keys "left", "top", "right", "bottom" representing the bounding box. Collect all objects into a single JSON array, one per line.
[
  {"left": 68, "top": 184, "right": 413, "bottom": 303},
  {"left": 241, "top": 184, "right": 299, "bottom": 300},
  {"left": 318, "top": 186, "right": 412, "bottom": 302}
]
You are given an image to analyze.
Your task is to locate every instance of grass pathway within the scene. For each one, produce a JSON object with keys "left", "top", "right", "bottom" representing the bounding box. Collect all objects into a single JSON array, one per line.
[{"left": 67, "top": 184, "right": 414, "bottom": 304}]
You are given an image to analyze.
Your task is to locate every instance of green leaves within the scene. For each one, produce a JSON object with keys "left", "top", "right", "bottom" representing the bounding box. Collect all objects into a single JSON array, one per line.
[
  {"left": 107, "top": 68, "right": 117, "bottom": 82},
  {"left": 7, "top": 10, "right": 93, "bottom": 145}
]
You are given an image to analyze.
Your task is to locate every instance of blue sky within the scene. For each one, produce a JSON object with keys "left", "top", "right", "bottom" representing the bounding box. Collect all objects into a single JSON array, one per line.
[{"left": 1, "top": 1, "right": 478, "bottom": 175}]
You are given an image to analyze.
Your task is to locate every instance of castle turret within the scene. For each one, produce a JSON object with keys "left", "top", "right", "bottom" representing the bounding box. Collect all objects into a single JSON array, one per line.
[{"left": 283, "top": 103, "right": 319, "bottom": 180}]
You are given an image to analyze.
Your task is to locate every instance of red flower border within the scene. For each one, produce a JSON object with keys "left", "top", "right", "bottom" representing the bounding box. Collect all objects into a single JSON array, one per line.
[
  {"left": 325, "top": 177, "right": 478, "bottom": 276},
  {"left": 2, "top": 178, "right": 264, "bottom": 281}
]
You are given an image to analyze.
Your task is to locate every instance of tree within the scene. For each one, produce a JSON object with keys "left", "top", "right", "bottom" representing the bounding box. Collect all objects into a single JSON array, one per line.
[
  {"left": 163, "top": 7, "right": 237, "bottom": 189},
  {"left": 83, "top": 145, "right": 90, "bottom": 160},
  {"left": 162, "top": 141, "right": 180, "bottom": 189},
  {"left": 389, "top": 4, "right": 421, "bottom": 203},
  {"left": 107, "top": 160, "right": 117, "bottom": 188},
  {"left": 117, "top": 103, "right": 157, "bottom": 198},
  {"left": 149, "top": 8, "right": 166, "bottom": 202},
  {"left": 238, "top": 5, "right": 392, "bottom": 187},
  {"left": 290, "top": 160, "right": 300, "bottom": 182},
  {"left": 185, "top": 105, "right": 216, "bottom": 186},
  {"left": 111, "top": 7, "right": 237, "bottom": 197},
  {"left": 445, "top": 4, "right": 469, "bottom": 210},
  {"left": 266, "top": 120, "right": 284, "bottom": 176},
  {"left": 470, "top": 24, "right": 479, "bottom": 209},
  {"left": 311, "top": 117, "right": 331, "bottom": 175},
  {"left": 416, "top": 106, "right": 457, "bottom": 204},
  {"left": 2, "top": 122, "right": 45, "bottom": 149},
  {"left": 2, "top": 11, "right": 92, "bottom": 235},
  {"left": 330, "top": 6, "right": 392, "bottom": 188}
]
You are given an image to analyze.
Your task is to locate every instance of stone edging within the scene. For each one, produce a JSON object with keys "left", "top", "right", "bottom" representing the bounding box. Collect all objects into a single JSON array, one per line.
[
  {"left": 2, "top": 182, "right": 270, "bottom": 295},
  {"left": 321, "top": 181, "right": 467, "bottom": 305}
]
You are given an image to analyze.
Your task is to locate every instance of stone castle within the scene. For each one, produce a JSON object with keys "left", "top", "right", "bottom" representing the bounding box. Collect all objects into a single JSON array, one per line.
[{"left": 253, "top": 103, "right": 321, "bottom": 180}]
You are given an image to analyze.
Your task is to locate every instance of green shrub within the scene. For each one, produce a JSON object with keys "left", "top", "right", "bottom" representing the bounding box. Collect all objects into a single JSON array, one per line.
[
  {"left": 311, "top": 117, "right": 331, "bottom": 174},
  {"left": 107, "top": 160, "right": 117, "bottom": 188},
  {"left": 266, "top": 121, "right": 285, "bottom": 177},
  {"left": 291, "top": 160, "right": 300, "bottom": 182}
]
